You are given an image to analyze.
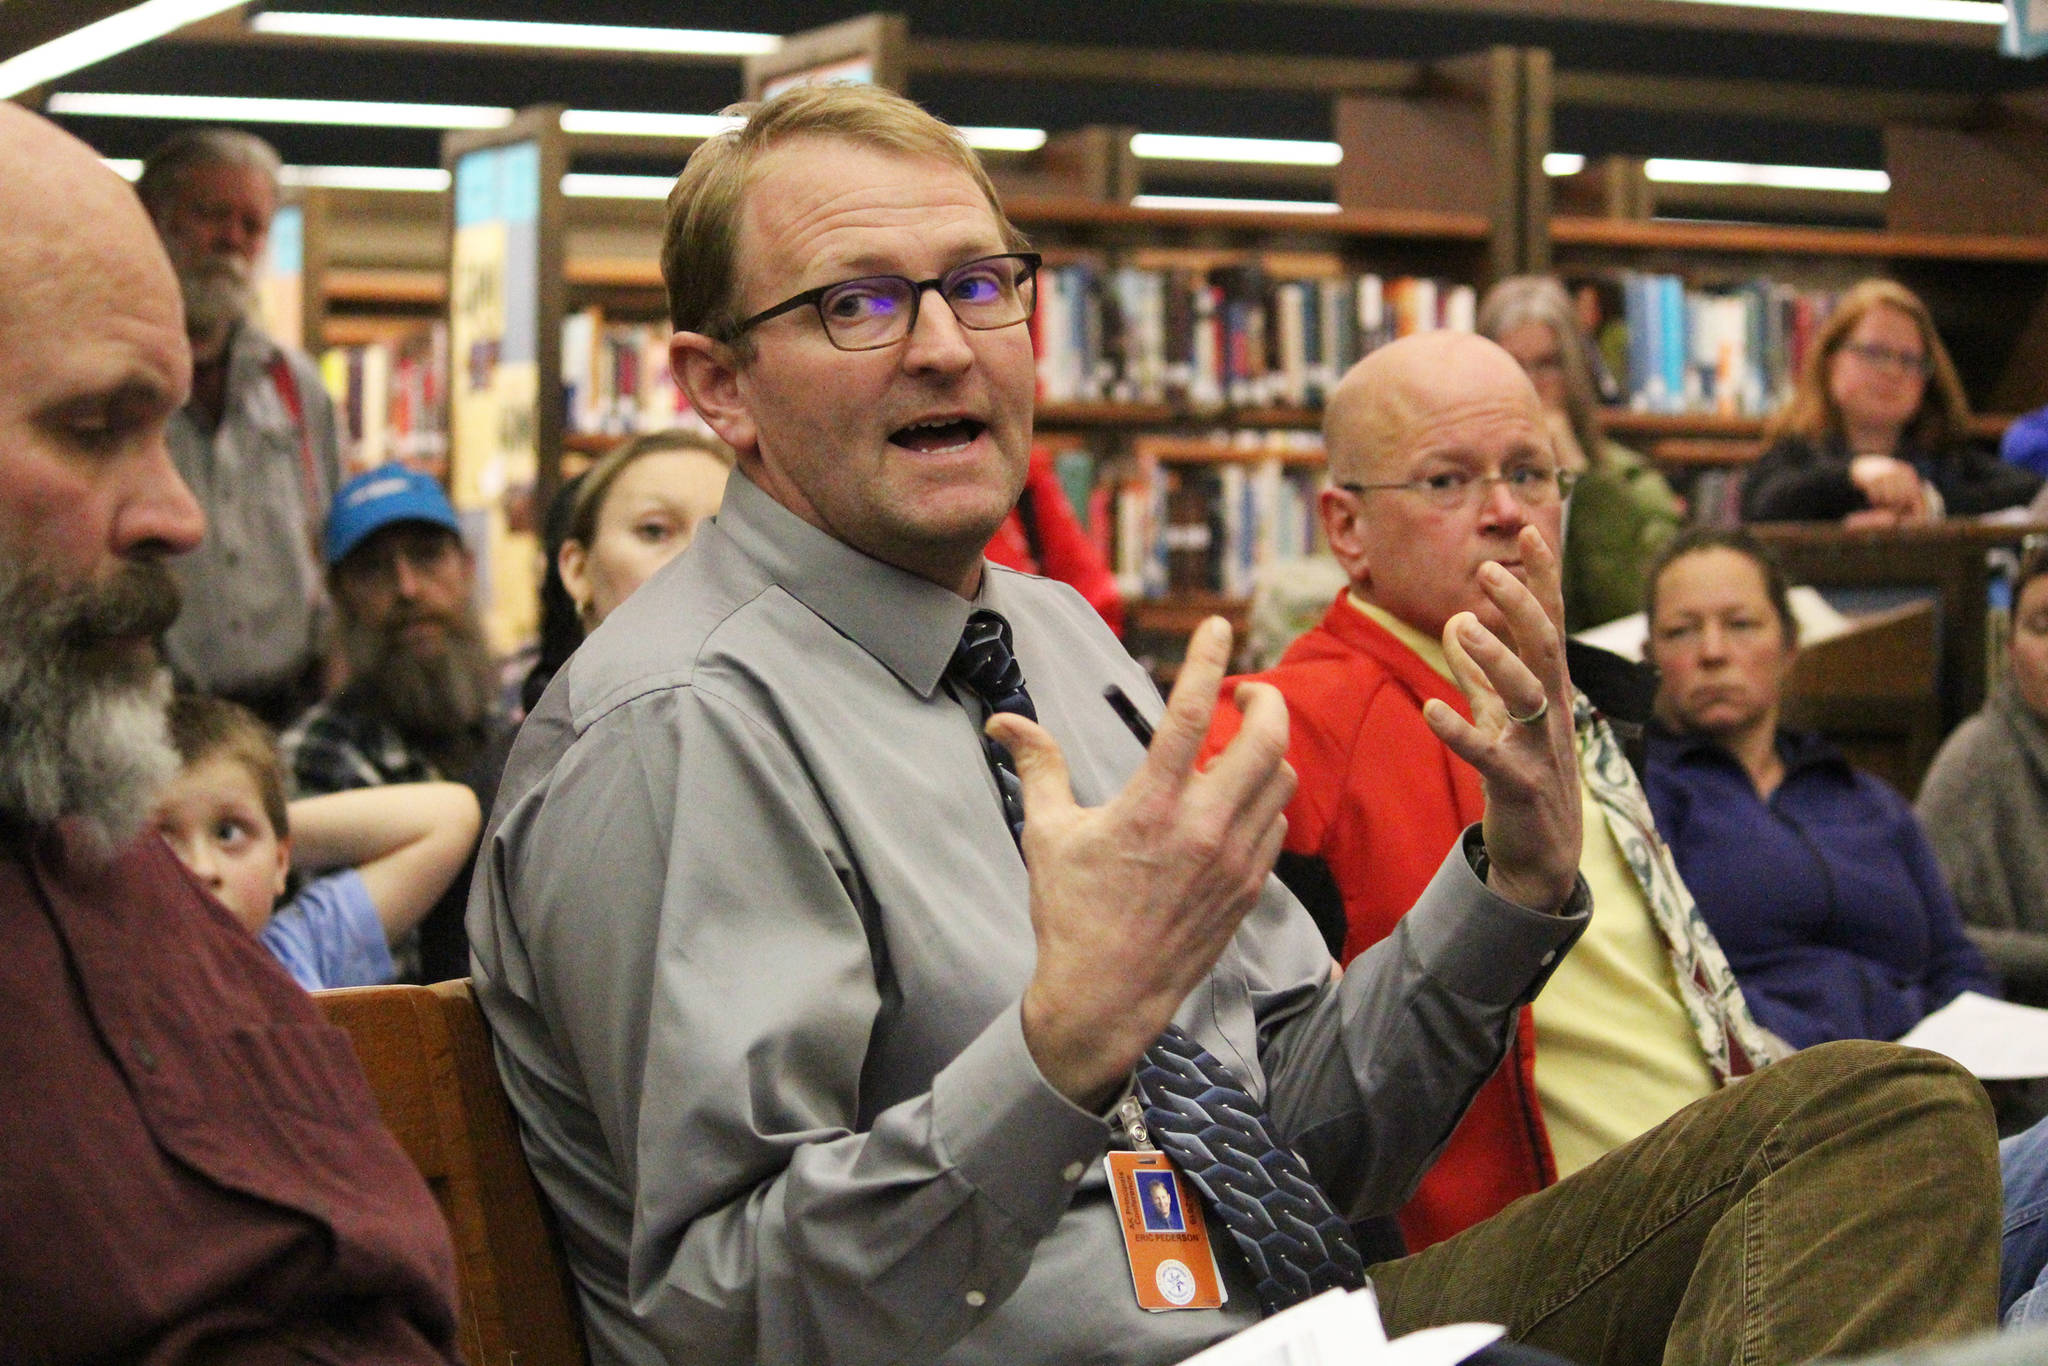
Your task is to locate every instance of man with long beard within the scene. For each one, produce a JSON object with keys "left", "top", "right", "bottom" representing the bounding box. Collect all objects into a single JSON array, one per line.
[
  {"left": 283, "top": 465, "right": 510, "bottom": 980},
  {"left": 0, "top": 103, "right": 459, "bottom": 1363},
  {"left": 139, "top": 128, "right": 341, "bottom": 730}
]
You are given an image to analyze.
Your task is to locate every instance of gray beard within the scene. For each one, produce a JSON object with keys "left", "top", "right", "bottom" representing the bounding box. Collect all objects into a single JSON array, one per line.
[
  {"left": 179, "top": 255, "right": 255, "bottom": 344},
  {"left": 338, "top": 607, "right": 496, "bottom": 773},
  {"left": 0, "top": 562, "right": 184, "bottom": 861}
]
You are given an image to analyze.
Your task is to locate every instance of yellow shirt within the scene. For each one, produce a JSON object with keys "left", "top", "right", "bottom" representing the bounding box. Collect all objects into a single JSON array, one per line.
[{"left": 1352, "top": 595, "right": 1715, "bottom": 1177}]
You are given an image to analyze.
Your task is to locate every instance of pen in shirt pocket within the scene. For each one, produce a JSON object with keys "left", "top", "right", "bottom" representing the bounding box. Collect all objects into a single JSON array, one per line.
[{"left": 1103, "top": 684, "right": 1154, "bottom": 747}]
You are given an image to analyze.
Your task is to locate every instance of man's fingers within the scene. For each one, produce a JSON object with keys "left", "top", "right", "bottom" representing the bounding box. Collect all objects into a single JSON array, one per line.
[
  {"left": 1443, "top": 611, "right": 1546, "bottom": 727},
  {"left": 1516, "top": 525, "right": 1567, "bottom": 641},
  {"left": 987, "top": 713, "right": 1078, "bottom": 824},
  {"left": 1477, "top": 555, "right": 1565, "bottom": 697},
  {"left": 1141, "top": 616, "right": 1234, "bottom": 784}
]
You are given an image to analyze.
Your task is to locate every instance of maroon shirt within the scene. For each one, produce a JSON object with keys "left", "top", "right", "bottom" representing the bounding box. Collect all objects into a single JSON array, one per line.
[{"left": 0, "top": 817, "right": 459, "bottom": 1364}]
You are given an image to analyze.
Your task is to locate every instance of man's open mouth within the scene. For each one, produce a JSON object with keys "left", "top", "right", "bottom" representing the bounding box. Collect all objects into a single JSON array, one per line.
[{"left": 890, "top": 418, "right": 985, "bottom": 453}]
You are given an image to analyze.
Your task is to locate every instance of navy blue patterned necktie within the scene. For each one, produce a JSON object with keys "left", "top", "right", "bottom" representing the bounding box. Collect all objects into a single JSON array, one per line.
[{"left": 944, "top": 607, "right": 1366, "bottom": 1316}]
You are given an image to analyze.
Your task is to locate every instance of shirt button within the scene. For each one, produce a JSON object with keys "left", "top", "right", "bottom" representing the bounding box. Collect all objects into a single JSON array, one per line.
[
  {"left": 132, "top": 1039, "right": 158, "bottom": 1072},
  {"left": 224, "top": 550, "right": 240, "bottom": 567},
  {"left": 964, "top": 1290, "right": 987, "bottom": 1308},
  {"left": 1062, "top": 1162, "right": 1084, "bottom": 1182},
  {"left": 1540, "top": 950, "right": 1557, "bottom": 966}
]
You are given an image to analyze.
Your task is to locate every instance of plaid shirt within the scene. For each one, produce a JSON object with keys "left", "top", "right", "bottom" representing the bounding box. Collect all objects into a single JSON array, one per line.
[{"left": 281, "top": 698, "right": 440, "bottom": 797}]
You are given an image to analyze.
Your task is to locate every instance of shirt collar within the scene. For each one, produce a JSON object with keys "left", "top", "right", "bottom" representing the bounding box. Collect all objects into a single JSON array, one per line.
[
  {"left": 1347, "top": 592, "right": 1453, "bottom": 684},
  {"left": 716, "top": 468, "right": 976, "bottom": 699}
]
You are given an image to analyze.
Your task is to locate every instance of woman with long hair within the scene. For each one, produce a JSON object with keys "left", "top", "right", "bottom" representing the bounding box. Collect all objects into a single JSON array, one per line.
[
  {"left": 1478, "top": 275, "right": 1683, "bottom": 630},
  {"left": 1742, "top": 278, "right": 2038, "bottom": 523}
]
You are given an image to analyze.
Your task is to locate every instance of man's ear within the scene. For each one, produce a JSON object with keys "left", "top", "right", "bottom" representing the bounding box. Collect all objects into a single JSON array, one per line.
[
  {"left": 1319, "top": 485, "right": 1372, "bottom": 590},
  {"left": 671, "top": 331, "right": 757, "bottom": 458}
]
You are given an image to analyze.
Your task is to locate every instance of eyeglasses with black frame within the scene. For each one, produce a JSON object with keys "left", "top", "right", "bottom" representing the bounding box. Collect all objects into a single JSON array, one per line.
[
  {"left": 726, "top": 252, "right": 1043, "bottom": 353},
  {"left": 1339, "top": 465, "right": 1577, "bottom": 512}
]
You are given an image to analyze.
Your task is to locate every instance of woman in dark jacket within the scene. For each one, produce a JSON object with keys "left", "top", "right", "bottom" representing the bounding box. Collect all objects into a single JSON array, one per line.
[
  {"left": 1640, "top": 527, "right": 1997, "bottom": 1048},
  {"left": 1741, "top": 278, "right": 2039, "bottom": 523}
]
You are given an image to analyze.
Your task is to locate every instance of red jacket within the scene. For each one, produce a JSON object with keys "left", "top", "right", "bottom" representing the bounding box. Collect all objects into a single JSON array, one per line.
[
  {"left": 985, "top": 449, "right": 1123, "bottom": 636},
  {"left": 1205, "top": 593, "right": 1554, "bottom": 1249}
]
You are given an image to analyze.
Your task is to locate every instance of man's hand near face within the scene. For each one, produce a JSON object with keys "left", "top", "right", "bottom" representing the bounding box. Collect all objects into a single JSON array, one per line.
[
  {"left": 987, "top": 618, "right": 1294, "bottom": 1110},
  {"left": 1421, "top": 525, "right": 1581, "bottom": 915}
]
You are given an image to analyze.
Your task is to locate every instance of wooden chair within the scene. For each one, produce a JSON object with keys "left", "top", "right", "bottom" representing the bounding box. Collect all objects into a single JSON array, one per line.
[{"left": 317, "top": 980, "right": 588, "bottom": 1366}]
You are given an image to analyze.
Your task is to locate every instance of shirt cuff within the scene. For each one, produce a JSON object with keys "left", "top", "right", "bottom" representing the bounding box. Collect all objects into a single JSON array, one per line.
[
  {"left": 928, "top": 999, "right": 1114, "bottom": 1237},
  {"left": 1403, "top": 824, "right": 1590, "bottom": 1008}
]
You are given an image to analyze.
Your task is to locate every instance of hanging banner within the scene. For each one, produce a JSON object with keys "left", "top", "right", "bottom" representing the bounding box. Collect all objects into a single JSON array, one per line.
[{"left": 449, "top": 138, "right": 543, "bottom": 654}]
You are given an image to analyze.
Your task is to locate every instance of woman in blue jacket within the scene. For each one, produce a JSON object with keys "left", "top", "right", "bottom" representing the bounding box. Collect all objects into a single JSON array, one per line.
[{"left": 1640, "top": 527, "right": 1996, "bottom": 1050}]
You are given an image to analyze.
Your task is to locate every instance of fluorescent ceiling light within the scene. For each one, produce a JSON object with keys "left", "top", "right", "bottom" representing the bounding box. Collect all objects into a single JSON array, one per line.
[
  {"left": 107, "top": 156, "right": 450, "bottom": 192},
  {"left": 960, "top": 127, "right": 1048, "bottom": 153},
  {"left": 1132, "top": 194, "right": 1341, "bottom": 214},
  {"left": 0, "top": 0, "right": 243, "bottom": 99},
  {"left": 562, "top": 173, "right": 673, "bottom": 200},
  {"left": 47, "top": 91, "right": 512, "bottom": 129},
  {"left": 284, "top": 165, "right": 450, "bottom": 192},
  {"left": 1130, "top": 133, "right": 1342, "bottom": 167},
  {"left": 1645, "top": 157, "right": 1891, "bottom": 192},
  {"left": 559, "top": 110, "right": 741, "bottom": 138},
  {"left": 1544, "top": 152, "right": 1588, "bottom": 176},
  {"left": 1662, "top": 0, "right": 2001, "bottom": 21},
  {"left": 251, "top": 12, "right": 780, "bottom": 55}
]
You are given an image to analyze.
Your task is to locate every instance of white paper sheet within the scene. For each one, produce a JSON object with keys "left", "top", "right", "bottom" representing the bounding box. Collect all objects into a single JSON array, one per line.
[
  {"left": 1898, "top": 991, "right": 2048, "bottom": 1080},
  {"left": 1173, "top": 1285, "right": 1504, "bottom": 1366}
]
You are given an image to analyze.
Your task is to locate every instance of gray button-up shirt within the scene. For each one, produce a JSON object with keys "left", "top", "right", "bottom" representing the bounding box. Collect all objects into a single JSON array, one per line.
[
  {"left": 164, "top": 322, "right": 339, "bottom": 696},
  {"left": 470, "top": 470, "right": 1586, "bottom": 1366}
]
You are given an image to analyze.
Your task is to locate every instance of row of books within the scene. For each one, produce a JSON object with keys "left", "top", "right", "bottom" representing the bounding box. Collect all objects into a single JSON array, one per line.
[
  {"left": 1607, "top": 273, "right": 1837, "bottom": 418},
  {"left": 561, "top": 310, "right": 695, "bottom": 436},
  {"left": 1113, "top": 447, "right": 1326, "bottom": 599},
  {"left": 1033, "top": 262, "right": 1478, "bottom": 410},
  {"left": 318, "top": 324, "right": 449, "bottom": 480}
]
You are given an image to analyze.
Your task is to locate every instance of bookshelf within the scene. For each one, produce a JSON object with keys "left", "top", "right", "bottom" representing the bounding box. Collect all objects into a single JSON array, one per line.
[{"left": 269, "top": 29, "right": 2048, "bottom": 677}]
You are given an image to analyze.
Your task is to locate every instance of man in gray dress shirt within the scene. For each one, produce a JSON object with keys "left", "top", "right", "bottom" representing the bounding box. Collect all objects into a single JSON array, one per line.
[{"left": 470, "top": 84, "right": 1999, "bottom": 1366}]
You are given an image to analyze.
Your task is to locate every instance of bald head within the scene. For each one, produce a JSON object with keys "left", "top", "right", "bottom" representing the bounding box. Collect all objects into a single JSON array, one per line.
[
  {"left": 1317, "top": 331, "right": 1564, "bottom": 641},
  {"left": 1324, "top": 332, "right": 1546, "bottom": 486},
  {"left": 0, "top": 106, "right": 183, "bottom": 343}
]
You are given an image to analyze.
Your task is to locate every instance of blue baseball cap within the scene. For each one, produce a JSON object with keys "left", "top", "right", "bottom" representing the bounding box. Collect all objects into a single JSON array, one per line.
[{"left": 324, "top": 465, "right": 462, "bottom": 567}]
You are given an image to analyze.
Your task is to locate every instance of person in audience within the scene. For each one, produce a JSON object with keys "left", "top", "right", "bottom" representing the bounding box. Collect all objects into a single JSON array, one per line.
[
  {"left": 152, "top": 694, "right": 479, "bottom": 991},
  {"left": 1478, "top": 275, "right": 1684, "bottom": 631},
  {"left": 472, "top": 83, "right": 2000, "bottom": 1366},
  {"left": 0, "top": 102, "right": 457, "bottom": 1362},
  {"left": 1204, "top": 331, "right": 1784, "bottom": 1252},
  {"left": 1642, "top": 526, "right": 1997, "bottom": 1047},
  {"left": 1917, "top": 541, "right": 2048, "bottom": 1004},
  {"left": 139, "top": 128, "right": 342, "bottom": 730},
  {"left": 983, "top": 445, "right": 1125, "bottom": 634},
  {"left": 285, "top": 464, "right": 511, "bottom": 981},
  {"left": 558, "top": 428, "right": 735, "bottom": 633},
  {"left": 517, "top": 429, "right": 734, "bottom": 714},
  {"left": 1742, "top": 278, "right": 2039, "bottom": 524}
]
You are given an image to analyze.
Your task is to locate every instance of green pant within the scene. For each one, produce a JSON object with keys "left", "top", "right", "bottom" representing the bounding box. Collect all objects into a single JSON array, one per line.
[{"left": 1371, "top": 1041, "right": 2001, "bottom": 1366}]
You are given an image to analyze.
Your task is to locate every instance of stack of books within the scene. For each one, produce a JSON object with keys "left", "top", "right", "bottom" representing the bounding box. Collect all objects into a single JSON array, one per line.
[{"left": 1034, "top": 261, "right": 1476, "bottom": 409}]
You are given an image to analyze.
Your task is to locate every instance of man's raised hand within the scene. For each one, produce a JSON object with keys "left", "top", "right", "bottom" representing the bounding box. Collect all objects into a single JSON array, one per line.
[
  {"left": 987, "top": 618, "right": 1294, "bottom": 1110},
  {"left": 1420, "top": 525, "right": 1581, "bottom": 914}
]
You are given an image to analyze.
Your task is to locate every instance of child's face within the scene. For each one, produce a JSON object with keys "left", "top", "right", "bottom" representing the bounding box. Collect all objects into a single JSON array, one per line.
[{"left": 152, "top": 755, "right": 289, "bottom": 935}]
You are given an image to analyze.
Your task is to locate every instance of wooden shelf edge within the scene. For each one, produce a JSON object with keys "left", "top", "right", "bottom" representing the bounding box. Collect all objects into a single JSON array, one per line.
[
  {"left": 1037, "top": 400, "right": 1323, "bottom": 430},
  {"left": 1552, "top": 216, "right": 2048, "bottom": 264},
  {"left": 1006, "top": 196, "right": 1491, "bottom": 242}
]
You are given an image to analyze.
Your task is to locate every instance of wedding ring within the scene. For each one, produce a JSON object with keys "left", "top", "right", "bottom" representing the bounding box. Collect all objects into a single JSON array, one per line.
[{"left": 1506, "top": 696, "right": 1548, "bottom": 726}]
